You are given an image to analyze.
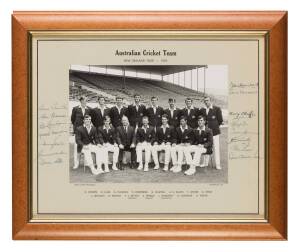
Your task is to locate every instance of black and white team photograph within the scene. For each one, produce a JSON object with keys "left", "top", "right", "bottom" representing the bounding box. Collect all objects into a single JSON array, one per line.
[{"left": 69, "top": 65, "right": 228, "bottom": 183}]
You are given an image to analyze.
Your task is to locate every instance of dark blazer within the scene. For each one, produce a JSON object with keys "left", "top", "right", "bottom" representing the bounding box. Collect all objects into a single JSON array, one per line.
[
  {"left": 116, "top": 125, "right": 136, "bottom": 147},
  {"left": 199, "top": 106, "right": 223, "bottom": 136},
  {"left": 136, "top": 126, "right": 156, "bottom": 144},
  {"left": 98, "top": 126, "right": 117, "bottom": 145},
  {"left": 146, "top": 106, "right": 164, "bottom": 127},
  {"left": 155, "top": 126, "right": 176, "bottom": 145},
  {"left": 127, "top": 104, "right": 147, "bottom": 127},
  {"left": 109, "top": 106, "right": 128, "bottom": 128},
  {"left": 75, "top": 125, "right": 98, "bottom": 153},
  {"left": 164, "top": 108, "right": 182, "bottom": 128},
  {"left": 91, "top": 107, "right": 110, "bottom": 128},
  {"left": 71, "top": 106, "right": 92, "bottom": 133},
  {"left": 193, "top": 127, "right": 213, "bottom": 154},
  {"left": 174, "top": 126, "right": 195, "bottom": 145},
  {"left": 181, "top": 107, "right": 200, "bottom": 129}
]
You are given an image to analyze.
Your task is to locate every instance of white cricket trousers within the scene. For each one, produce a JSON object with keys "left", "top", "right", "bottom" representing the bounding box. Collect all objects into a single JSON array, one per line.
[
  {"left": 213, "top": 134, "right": 221, "bottom": 167},
  {"left": 183, "top": 145, "right": 207, "bottom": 166},
  {"left": 136, "top": 142, "right": 151, "bottom": 164},
  {"left": 151, "top": 143, "right": 171, "bottom": 165},
  {"left": 102, "top": 143, "right": 119, "bottom": 165},
  {"left": 81, "top": 144, "right": 103, "bottom": 167}
]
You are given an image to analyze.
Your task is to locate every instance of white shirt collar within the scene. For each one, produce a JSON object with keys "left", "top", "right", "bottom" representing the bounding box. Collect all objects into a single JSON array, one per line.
[
  {"left": 197, "top": 126, "right": 206, "bottom": 131},
  {"left": 98, "top": 105, "right": 106, "bottom": 110},
  {"left": 103, "top": 125, "right": 111, "bottom": 130},
  {"left": 161, "top": 124, "right": 170, "bottom": 128},
  {"left": 206, "top": 104, "right": 213, "bottom": 109},
  {"left": 180, "top": 125, "right": 188, "bottom": 131},
  {"left": 169, "top": 106, "right": 177, "bottom": 110},
  {"left": 84, "top": 124, "right": 92, "bottom": 130},
  {"left": 186, "top": 105, "right": 194, "bottom": 110},
  {"left": 142, "top": 125, "right": 150, "bottom": 129}
]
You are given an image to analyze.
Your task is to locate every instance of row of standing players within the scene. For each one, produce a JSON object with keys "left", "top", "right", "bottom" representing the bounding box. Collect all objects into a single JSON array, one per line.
[{"left": 71, "top": 94, "right": 223, "bottom": 176}]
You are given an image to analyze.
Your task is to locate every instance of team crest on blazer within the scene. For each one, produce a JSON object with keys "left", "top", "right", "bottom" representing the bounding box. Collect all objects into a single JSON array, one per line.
[{"left": 212, "top": 115, "right": 216, "bottom": 119}]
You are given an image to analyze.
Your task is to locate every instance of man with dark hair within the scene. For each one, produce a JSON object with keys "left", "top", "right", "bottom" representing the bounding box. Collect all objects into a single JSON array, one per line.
[
  {"left": 136, "top": 116, "right": 156, "bottom": 171},
  {"left": 181, "top": 98, "right": 199, "bottom": 129},
  {"left": 110, "top": 96, "right": 128, "bottom": 128},
  {"left": 71, "top": 95, "right": 92, "bottom": 169},
  {"left": 152, "top": 114, "right": 176, "bottom": 171},
  {"left": 75, "top": 115, "right": 103, "bottom": 175},
  {"left": 128, "top": 94, "right": 147, "bottom": 129},
  {"left": 97, "top": 116, "right": 119, "bottom": 172},
  {"left": 170, "top": 115, "right": 195, "bottom": 173},
  {"left": 71, "top": 95, "right": 92, "bottom": 134},
  {"left": 199, "top": 96, "right": 223, "bottom": 170},
  {"left": 146, "top": 96, "right": 164, "bottom": 128},
  {"left": 91, "top": 96, "right": 110, "bottom": 128},
  {"left": 164, "top": 98, "right": 181, "bottom": 128},
  {"left": 183, "top": 115, "right": 213, "bottom": 175},
  {"left": 116, "top": 116, "right": 137, "bottom": 170}
]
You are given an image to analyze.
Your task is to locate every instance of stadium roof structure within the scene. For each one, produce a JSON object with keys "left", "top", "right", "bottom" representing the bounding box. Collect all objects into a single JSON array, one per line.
[{"left": 92, "top": 65, "right": 207, "bottom": 76}]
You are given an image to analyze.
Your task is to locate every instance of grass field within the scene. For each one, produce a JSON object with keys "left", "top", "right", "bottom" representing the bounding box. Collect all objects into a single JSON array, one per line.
[{"left": 69, "top": 127, "right": 228, "bottom": 184}]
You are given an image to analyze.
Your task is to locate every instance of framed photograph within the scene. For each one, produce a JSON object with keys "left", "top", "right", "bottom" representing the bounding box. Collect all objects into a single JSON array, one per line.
[{"left": 12, "top": 11, "right": 287, "bottom": 240}]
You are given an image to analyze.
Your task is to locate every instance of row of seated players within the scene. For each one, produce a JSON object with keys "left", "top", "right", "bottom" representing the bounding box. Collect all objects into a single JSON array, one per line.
[{"left": 74, "top": 113, "right": 213, "bottom": 176}]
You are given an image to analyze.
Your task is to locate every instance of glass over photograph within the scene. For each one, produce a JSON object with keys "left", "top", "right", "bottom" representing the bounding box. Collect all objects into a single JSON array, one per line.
[{"left": 69, "top": 65, "right": 228, "bottom": 184}]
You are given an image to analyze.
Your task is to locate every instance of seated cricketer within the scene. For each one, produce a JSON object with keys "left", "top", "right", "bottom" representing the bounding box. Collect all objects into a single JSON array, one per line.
[
  {"left": 116, "top": 116, "right": 137, "bottom": 170},
  {"left": 75, "top": 114, "right": 103, "bottom": 175},
  {"left": 183, "top": 115, "right": 213, "bottom": 176},
  {"left": 136, "top": 116, "right": 156, "bottom": 172},
  {"left": 152, "top": 114, "right": 176, "bottom": 171},
  {"left": 97, "top": 116, "right": 119, "bottom": 173},
  {"left": 170, "top": 116, "right": 195, "bottom": 173}
]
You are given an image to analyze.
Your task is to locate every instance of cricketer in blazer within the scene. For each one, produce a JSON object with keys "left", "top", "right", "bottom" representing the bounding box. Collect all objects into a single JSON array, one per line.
[
  {"left": 193, "top": 126, "right": 213, "bottom": 154},
  {"left": 97, "top": 126, "right": 117, "bottom": 145},
  {"left": 75, "top": 125, "right": 98, "bottom": 153},
  {"left": 174, "top": 126, "right": 195, "bottom": 145},
  {"left": 155, "top": 126, "right": 176, "bottom": 145},
  {"left": 109, "top": 106, "right": 128, "bottom": 128},
  {"left": 181, "top": 107, "right": 200, "bottom": 129},
  {"left": 91, "top": 107, "right": 110, "bottom": 128},
  {"left": 136, "top": 126, "right": 156, "bottom": 144},
  {"left": 146, "top": 106, "right": 164, "bottom": 128},
  {"left": 164, "top": 108, "right": 182, "bottom": 128},
  {"left": 127, "top": 104, "right": 147, "bottom": 128},
  {"left": 199, "top": 106, "right": 223, "bottom": 136},
  {"left": 71, "top": 105, "right": 92, "bottom": 133}
]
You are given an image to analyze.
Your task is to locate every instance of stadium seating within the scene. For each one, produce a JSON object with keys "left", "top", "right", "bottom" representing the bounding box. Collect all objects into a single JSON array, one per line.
[{"left": 69, "top": 71, "right": 226, "bottom": 108}]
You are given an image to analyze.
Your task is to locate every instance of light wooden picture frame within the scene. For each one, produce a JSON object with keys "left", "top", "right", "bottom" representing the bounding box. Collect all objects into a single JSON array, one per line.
[{"left": 12, "top": 11, "right": 287, "bottom": 240}]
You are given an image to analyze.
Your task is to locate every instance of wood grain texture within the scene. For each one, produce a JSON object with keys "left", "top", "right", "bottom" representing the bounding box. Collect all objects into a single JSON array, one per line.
[{"left": 12, "top": 11, "right": 287, "bottom": 240}]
